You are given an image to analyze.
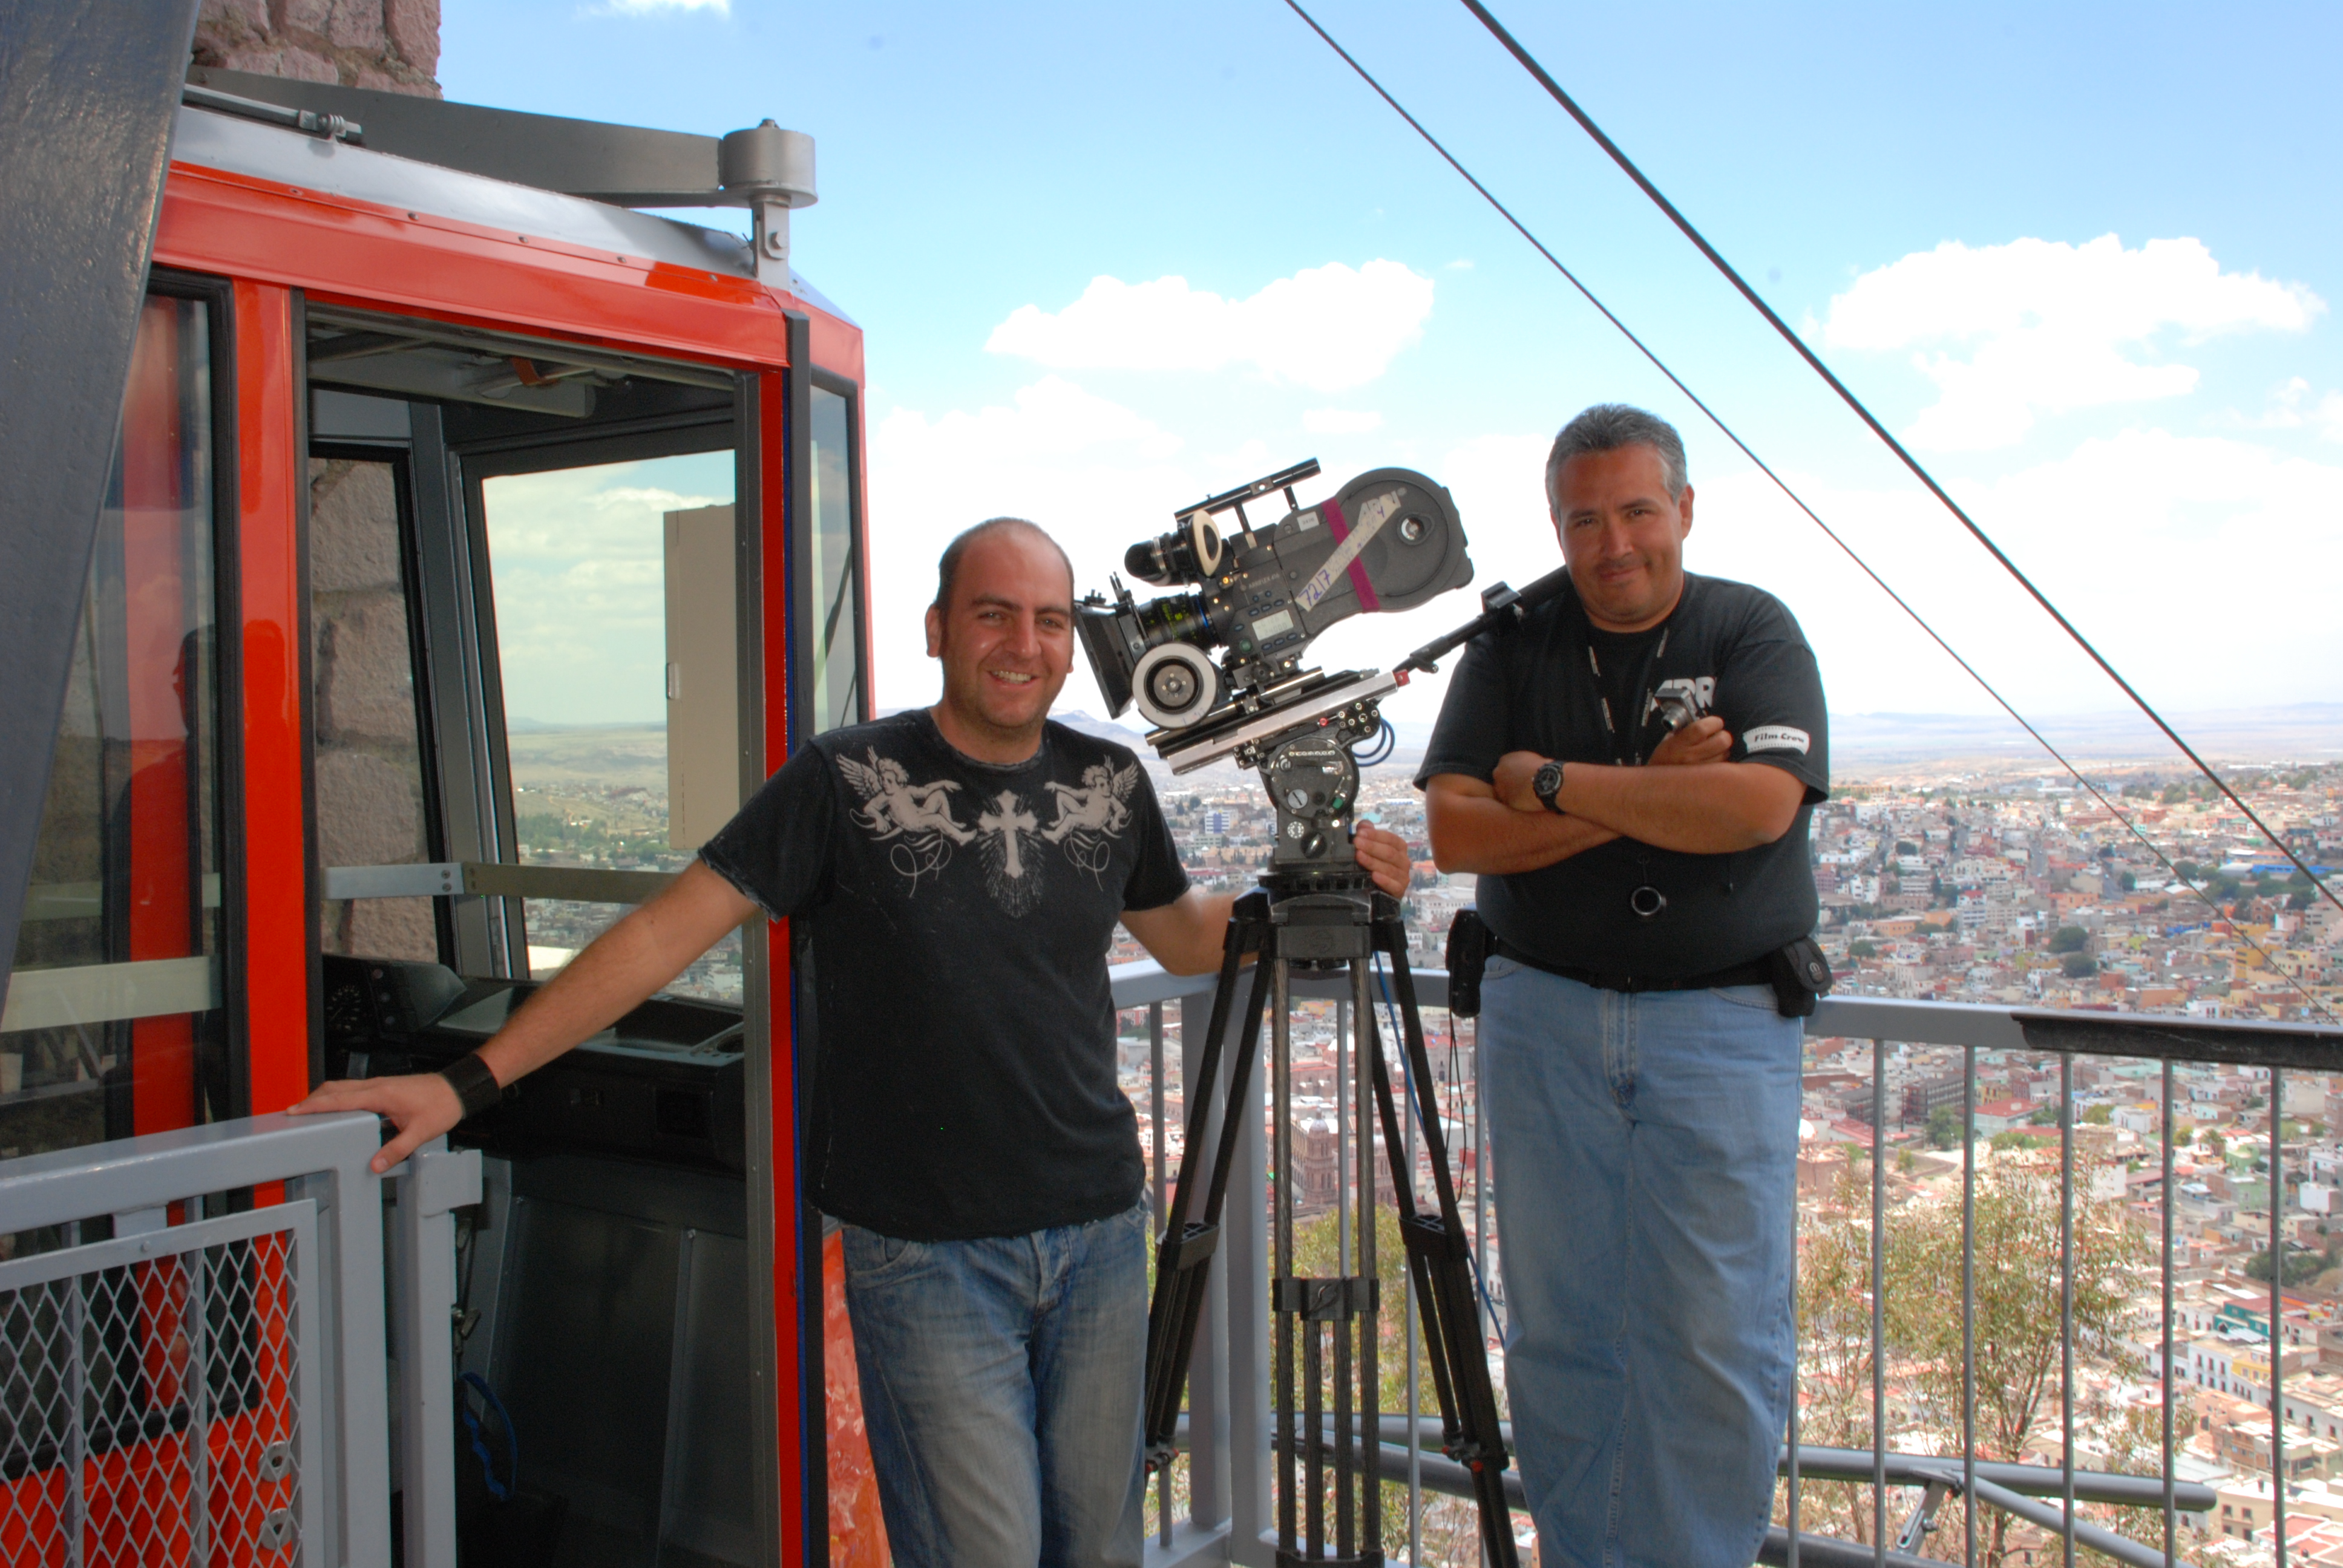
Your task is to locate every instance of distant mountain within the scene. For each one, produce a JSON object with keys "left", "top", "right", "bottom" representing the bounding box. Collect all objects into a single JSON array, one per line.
[
  {"left": 1050, "top": 709, "right": 1152, "bottom": 745},
  {"left": 1829, "top": 704, "right": 2343, "bottom": 765},
  {"left": 505, "top": 715, "right": 664, "bottom": 734}
]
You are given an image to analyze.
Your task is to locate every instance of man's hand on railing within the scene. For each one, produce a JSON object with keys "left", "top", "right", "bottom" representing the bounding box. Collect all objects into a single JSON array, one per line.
[{"left": 292, "top": 1071, "right": 467, "bottom": 1175}]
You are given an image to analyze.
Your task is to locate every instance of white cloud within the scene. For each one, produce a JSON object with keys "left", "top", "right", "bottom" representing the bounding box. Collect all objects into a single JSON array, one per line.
[
  {"left": 985, "top": 260, "right": 1435, "bottom": 393},
  {"left": 1691, "top": 426, "right": 2343, "bottom": 718},
  {"left": 1302, "top": 408, "right": 1383, "bottom": 434},
  {"left": 865, "top": 377, "right": 1199, "bottom": 714},
  {"left": 2246, "top": 377, "right": 2343, "bottom": 441},
  {"left": 1821, "top": 235, "right": 2323, "bottom": 451},
  {"left": 479, "top": 454, "right": 732, "bottom": 724}
]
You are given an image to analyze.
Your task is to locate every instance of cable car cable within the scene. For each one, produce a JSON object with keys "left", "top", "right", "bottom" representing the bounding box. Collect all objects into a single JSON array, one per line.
[
  {"left": 1276, "top": 0, "right": 2336, "bottom": 1020},
  {"left": 1450, "top": 0, "right": 2338, "bottom": 918}
]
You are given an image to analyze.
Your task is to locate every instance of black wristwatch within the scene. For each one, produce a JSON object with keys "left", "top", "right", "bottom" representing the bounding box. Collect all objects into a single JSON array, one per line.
[{"left": 1532, "top": 758, "right": 1567, "bottom": 815}]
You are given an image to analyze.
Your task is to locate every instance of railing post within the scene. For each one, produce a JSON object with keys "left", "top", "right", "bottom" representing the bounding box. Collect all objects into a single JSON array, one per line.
[
  {"left": 64, "top": 1261, "right": 86, "bottom": 1568},
  {"left": 388, "top": 1137, "right": 482, "bottom": 1568},
  {"left": 1962, "top": 1042, "right": 1976, "bottom": 1568},
  {"left": 1149, "top": 1001, "right": 1180, "bottom": 1549},
  {"left": 2060, "top": 1052, "right": 2076, "bottom": 1567},
  {"left": 2160, "top": 1057, "right": 2175, "bottom": 1566},
  {"left": 2273, "top": 1067, "right": 2287, "bottom": 1567},
  {"left": 1178, "top": 984, "right": 1244, "bottom": 1552},
  {"left": 1871, "top": 1036, "right": 1886, "bottom": 1567}
]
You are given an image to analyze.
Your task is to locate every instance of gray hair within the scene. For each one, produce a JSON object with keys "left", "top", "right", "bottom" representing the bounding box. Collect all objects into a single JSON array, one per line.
[
  {"left": 1544, "top": 403, "right": 1688, "bottom": 510},
  {"left": 932, "top": 516, "right": 1075, "bottom": 612}
]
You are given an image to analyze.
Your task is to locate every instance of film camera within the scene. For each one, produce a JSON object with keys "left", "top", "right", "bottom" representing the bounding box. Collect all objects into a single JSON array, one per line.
[{"left": 1076, "top": 459, "right": 1472, "bottom": 884}]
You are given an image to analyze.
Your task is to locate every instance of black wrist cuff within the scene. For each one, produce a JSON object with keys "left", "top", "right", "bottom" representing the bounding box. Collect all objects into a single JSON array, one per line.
[{"left": 439, "top": 1053, "right": 502, "bottom": 1120}]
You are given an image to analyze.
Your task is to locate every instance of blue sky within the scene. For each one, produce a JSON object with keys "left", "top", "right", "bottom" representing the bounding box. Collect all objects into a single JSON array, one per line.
[{"left": 444, "top": 0, "right": 2342, "bottom": 739}]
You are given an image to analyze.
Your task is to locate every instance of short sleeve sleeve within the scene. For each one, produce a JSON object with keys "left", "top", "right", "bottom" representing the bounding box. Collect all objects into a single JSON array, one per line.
[
  {"left": 696, "top": 742, "right": 841, "bottom": 921},
  {"left": 1717, "top": 597, "right": 1829, "bottom": 803},
  {"left": 1120, "top": 761, "right": 1191, "bottom": 912},
  {"left": 1412, "top": 633, "right": 1510, "bottom": 789}
]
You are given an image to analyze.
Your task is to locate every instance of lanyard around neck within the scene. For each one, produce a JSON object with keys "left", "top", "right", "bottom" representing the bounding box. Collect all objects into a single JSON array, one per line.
[{"left": 1586, "top": 627, "right": 1670, "bottom": 766}]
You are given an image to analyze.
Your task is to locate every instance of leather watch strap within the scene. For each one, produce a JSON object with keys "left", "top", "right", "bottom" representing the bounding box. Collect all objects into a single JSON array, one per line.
[
  {"left": 438, "top": 1052, "right": 502, "bottom": 1120},
  {"left": 1533, "top": 758, "right": 1567, "bottom": 814}
]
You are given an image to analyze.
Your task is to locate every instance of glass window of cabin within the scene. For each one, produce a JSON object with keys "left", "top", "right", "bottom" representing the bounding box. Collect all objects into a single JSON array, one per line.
[
  {"left": 4, "top": 293, "right": 226, "bottom": 1163},
  {"left": 802, "top": 384, "right": 863, "bottom": 736},
  {"left": 311, "top": 453, "right": 438, "bottom": 963},
  {"left": 477, "top": 450, "right": 740, "bottom": 1003}
]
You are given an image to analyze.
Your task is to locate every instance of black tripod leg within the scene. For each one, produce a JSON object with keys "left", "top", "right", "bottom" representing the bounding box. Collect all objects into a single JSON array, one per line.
[
  {"left": 1141, "top": 896, "right": 1273, "bottom": 1469},
  {"left": 1364, "top": 918, "right": 1522, "bottom": 1568}
]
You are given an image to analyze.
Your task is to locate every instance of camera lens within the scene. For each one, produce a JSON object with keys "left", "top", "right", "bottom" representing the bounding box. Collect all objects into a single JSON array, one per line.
[{"left": 1125, "top": 539, "right": 1174, "bottom": 583}]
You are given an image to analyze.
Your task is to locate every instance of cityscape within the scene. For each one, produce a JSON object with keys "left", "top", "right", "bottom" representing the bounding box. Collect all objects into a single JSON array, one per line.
[{"left": 509, "top": 719, "right": 2343, "bottom": 1564}]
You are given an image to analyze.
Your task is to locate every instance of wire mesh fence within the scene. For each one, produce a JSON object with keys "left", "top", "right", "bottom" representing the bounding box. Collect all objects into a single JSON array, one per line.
[{"left": 0, "top": 1206, "right": 314, "bottom": 1568}]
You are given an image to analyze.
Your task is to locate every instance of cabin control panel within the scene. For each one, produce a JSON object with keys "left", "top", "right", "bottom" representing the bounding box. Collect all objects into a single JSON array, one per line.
[{"left": 322, "top": 955, "right": 749, "bottom": 1172}]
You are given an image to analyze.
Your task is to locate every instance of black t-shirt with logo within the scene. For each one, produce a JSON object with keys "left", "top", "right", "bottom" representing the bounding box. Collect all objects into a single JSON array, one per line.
[
  {"left": 1415, "top": 572, "right": 1829, "bottom": 976},
  {"left": 700, "top": 710, "right": 1190, "bottom": 1241}
]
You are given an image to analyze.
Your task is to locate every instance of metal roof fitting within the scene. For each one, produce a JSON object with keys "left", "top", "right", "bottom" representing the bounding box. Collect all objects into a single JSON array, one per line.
[{"left": 718, "top": 120, "right": 816, "bottom": 286}]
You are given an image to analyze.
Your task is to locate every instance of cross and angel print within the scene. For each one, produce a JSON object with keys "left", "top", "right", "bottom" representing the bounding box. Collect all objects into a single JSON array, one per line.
[{"left": 837, "top": 745, "right": 1142, "bottom": 915}]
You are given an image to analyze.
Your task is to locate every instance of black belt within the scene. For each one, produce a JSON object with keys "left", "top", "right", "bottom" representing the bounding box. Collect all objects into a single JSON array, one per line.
[{"left": 1491, "top": 936, "right": 1771, "bottom": 995}]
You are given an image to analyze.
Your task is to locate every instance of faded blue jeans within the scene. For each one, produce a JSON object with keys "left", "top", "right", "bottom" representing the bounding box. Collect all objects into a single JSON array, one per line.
[
  {"left": 841, "top": 1198, "right": 1150, "bottom": 1568},
  {"left": 1480, "top": 956, "right": 1802, "bottom": 1568}
]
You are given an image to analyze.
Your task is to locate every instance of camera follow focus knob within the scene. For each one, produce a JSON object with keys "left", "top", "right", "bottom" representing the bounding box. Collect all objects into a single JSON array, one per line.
[{"left": 1132, "top": 642, "right": 1219, "bottom": 730}]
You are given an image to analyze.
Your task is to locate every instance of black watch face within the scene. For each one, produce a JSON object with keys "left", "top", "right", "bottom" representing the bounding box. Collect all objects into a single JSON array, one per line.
[{"left": 1535, "top": 761, "right": 1562, "bottom": 802}]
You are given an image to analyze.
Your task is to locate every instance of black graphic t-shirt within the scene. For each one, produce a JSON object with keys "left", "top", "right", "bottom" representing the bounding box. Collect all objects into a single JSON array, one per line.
[
  {"left": 1415, "top": 572, "right": 1829, "bottom": 976},
  {"left": 700, "top": 710, "right": 1190, "bottom": 1241}
]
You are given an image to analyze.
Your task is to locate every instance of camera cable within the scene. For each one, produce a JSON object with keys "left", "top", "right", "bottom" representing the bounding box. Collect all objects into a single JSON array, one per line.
[
  {"left": 1374, "top": 950, "right": 1507, "bottom": 1339},
  {"left": 1277, "top": 0, "right": 2336, "bottom": 1019}
]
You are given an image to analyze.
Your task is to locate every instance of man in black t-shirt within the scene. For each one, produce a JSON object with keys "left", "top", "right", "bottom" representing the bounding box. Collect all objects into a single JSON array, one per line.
[
  {"left": 1417, "top": 405, "right": 1826, "bottom": 1568},
  {"left": 301, "top": 516, "right": 1410, "bottom": 1567}
]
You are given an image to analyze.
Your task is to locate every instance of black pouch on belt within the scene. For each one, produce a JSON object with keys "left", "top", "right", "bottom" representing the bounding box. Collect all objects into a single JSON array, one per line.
[
  {"left": 1767, "top": 934, "right": 1834, "bottom": 1019},
  {"left": 1445, "top": 908, "right": 1490, "bottom": 1019}
]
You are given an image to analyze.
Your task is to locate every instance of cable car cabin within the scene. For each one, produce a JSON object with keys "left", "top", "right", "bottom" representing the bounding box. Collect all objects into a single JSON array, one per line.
[{"left": 3, "top": 76, "right": 879, "bottom": 1567}]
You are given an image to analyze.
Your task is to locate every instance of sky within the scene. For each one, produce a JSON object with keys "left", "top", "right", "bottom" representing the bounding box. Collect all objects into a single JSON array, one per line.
[{"left": 442, "top": 0, "right": 2343, "bottom": 746}]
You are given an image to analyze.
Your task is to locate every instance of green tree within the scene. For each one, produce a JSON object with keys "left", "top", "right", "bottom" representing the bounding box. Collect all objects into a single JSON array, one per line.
[
  {"left": 2049, "top": 926, "right": 2089, "bottom": 953},
  {"left": 1791, "top": 1164, "right": 1888, "bottom": 1546},
  {"left": 2083, "top": 1103, "right": 2112, "bottom": 1126},
  {"left": 2061, "top": 953, "right": 2099, "bottom": 979},
  {"left": 1926, "top": 1106, "right": 1963, "bottom": 1149},
  {"left": 1884, "top": 1165, "right": 2152, "bottom": 1566},
  {"left": 1849, "top": 939, "right": 1878, "bottom": 959},
  {"left": 2028, "top": 1103, "right": 2061, "bottom": 1126},
  {"left": 2245, "top": 1247, "right": 2324, "bottom": 1286},
  {"left": 1289, "top": 1204, "right": 1495, "bottom": 1560},
  {"left": 1896, "top": 1148, "right": 1917, "bottom": 1175}
]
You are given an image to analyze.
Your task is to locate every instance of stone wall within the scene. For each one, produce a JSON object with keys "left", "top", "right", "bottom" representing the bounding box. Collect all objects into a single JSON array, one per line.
[
  {"left": 310, "top": 458, "right": 438, "bottom": 962},
  {"left": 192, "top": 0, "right": 441, "bottom": 98}
]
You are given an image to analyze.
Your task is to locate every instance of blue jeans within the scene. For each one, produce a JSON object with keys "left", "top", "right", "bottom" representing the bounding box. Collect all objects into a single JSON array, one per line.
[
  {"left": 841, "top": 1199, "right": 1150, "bottom": 1568},
  {"left": 1480, "top": 958, "right": 1802, "bottom": 1568}
]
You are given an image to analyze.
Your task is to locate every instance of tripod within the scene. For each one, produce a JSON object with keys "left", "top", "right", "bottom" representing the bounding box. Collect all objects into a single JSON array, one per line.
[{"left": 1144, "top": 881, "right": 1517, "bottom": 1567}]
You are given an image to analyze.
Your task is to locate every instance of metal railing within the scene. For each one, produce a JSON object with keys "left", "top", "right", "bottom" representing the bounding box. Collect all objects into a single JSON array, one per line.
[
  {"left": 0, "top": 1111, "right": 477, "bottom": 1568},
  {"left": 1110, "top": 958, "right": 2333, "bottom": 1567}
]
